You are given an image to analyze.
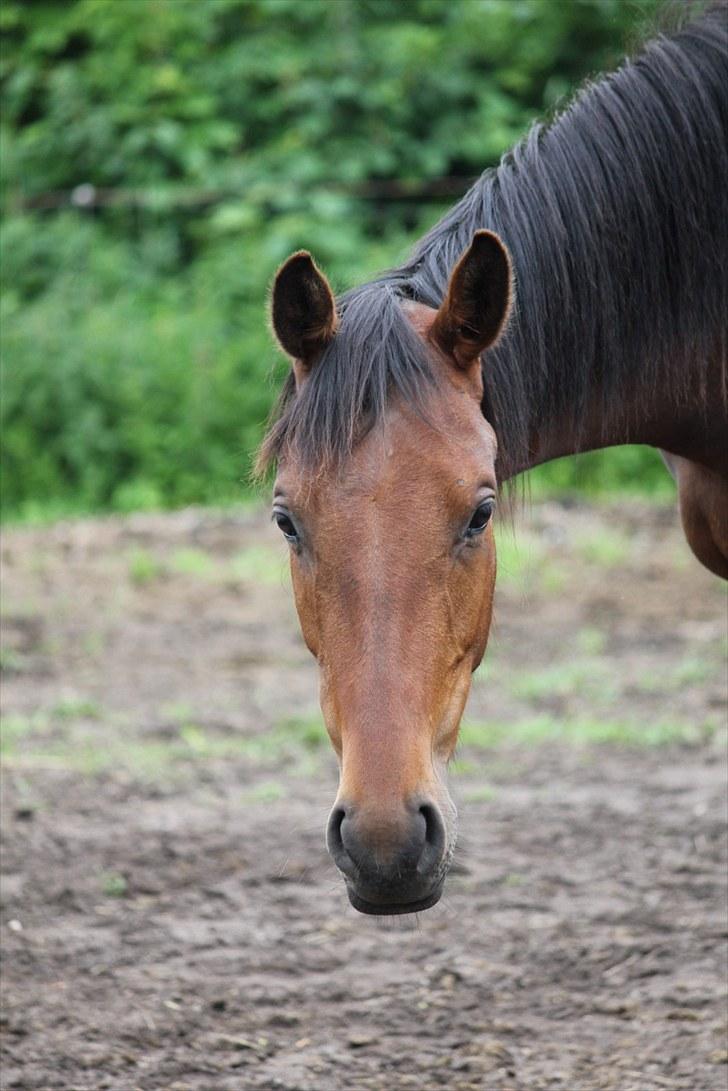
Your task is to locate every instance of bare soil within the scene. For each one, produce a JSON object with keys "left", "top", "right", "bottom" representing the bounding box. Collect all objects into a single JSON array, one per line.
[{"left": 1, "top": 500, "right": 726, "bottom": 1091}]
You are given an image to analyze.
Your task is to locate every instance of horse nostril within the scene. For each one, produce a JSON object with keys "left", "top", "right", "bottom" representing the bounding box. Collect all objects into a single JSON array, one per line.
[
  {"left": 326, "top": 805, "right": 346, "bottom": 856},
  {"left": 417, "top": 802, "right": 446, "bottom": 875},
  {"left": 326, "top": 805, "right": 359, "bottom": 878}
]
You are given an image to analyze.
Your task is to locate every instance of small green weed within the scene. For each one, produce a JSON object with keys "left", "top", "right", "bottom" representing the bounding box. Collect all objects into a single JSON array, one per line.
[
  {"left": 279, "top": 715, "right": 328, "bottom": 750},
  {"left": 229, "top": 546, "right": 288, "bottom": 586},
  {"left": 573, "top": 527, "right": 630, "bottom": 567},
  {"left": 51, "top": 697, "right": 101, "bottom": 720},
  {"left": 159, "top": 701, "right": 195, "bottom": 723},
  {"left": 0, "top": 648, "right": 25, "bottom": 673},
  {"left": 179, "top": 723, "right": 209, "bottom": 753},
  {"left": 494, "top": 528, "right": 566, "bottom": 593},
  {"left": 635, "top": 657, "right": 718, "bottom": 694},
  {"left": 672, "top": 657, "right": 719, "bottom": 687},
  {"left": 128, "top": 549, "right": 162, "bottom": 586},
  {"left": 576, "top": 627, "right": 607, "bottom": 655},
  {"left": 101, "top": 872, "right": 128, "bottom": 897},
  {"left": 242, "top": 781, "right": 286, "bottom": 804},
  {"left": 0, "top": 713, "right": 48, "bottom": 751},
  {"left": 461, "top": 784, "right": 497, "bottom": 803},
  {"left": 509, "top": 660, "right": 616, "bottom": 703},
  {"left": 450, "top": 757, "right": 478, "bottom": 775},
  {"left": 170, "top": 549, "right": 216, "bottom": 577},
  {"left": 81, "top": 632, "right": 105, "bottom": 658}
]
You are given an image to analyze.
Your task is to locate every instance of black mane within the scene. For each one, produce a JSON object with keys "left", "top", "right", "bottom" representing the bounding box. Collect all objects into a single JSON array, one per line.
[{"left": 259, "top": 3, "right": 727, "bottom": 479}]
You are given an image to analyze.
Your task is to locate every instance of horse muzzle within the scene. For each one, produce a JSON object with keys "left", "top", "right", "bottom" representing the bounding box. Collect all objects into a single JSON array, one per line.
[{"left": 326, "top": 798, "right": 451, "bottom": 915}]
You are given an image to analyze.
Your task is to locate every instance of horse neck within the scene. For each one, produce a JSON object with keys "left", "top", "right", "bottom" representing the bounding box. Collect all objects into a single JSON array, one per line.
[
  {"left": 486, "top": 345, "right": 728, "bottom": 482},
  {"left": 427, "top": 9, "right": 728, "bottom": 482}
]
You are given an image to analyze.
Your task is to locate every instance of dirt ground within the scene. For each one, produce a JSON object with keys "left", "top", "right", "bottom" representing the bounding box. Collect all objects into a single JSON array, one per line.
[{"left": 1, "top": 499, "right": 726, "bottom": 1091}]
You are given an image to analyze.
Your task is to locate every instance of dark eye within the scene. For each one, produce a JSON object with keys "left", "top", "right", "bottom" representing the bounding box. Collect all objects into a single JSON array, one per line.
[
  {"left": 465, "top": 499, "right": 495, "bottom": 537},
  {"left": 274, "top": 510, "right": 298, "bottom": 542}
]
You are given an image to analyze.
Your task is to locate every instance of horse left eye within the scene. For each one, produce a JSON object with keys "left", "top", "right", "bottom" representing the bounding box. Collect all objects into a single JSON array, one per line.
[{"left": 465, "top": 500, "right": 495, "bottom": 537}]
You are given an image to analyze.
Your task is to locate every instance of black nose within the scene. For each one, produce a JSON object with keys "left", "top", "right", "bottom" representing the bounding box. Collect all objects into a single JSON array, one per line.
[{"left": 326, "top": 801, "right": 447, "bottom": 914}]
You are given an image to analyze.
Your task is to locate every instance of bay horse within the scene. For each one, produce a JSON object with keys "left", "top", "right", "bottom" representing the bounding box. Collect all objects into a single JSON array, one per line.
[{"left": 258, "top": 5, "right": 727, "bottom": 915}]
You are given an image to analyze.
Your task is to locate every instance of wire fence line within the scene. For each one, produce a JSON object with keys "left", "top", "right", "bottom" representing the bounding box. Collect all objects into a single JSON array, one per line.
[{"left": 9, "top": 175, "right": 478, "bottom": 214}]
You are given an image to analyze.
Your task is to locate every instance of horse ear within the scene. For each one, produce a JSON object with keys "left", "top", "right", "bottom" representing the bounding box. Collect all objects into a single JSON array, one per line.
[
  {"left": 430, "top": 230, "right": 513, "bottom": 370},
  {"left": 271, "top": 251, "right": 337, "bottom": 375}
]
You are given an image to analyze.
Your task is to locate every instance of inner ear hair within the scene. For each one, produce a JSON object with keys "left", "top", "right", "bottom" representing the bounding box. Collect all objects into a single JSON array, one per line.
[
  {"left": 271, "top": 251, "right": 337, "bottom": 366},
  {"left": 431, "top": 230, "right": 513, "bottom": 367}
]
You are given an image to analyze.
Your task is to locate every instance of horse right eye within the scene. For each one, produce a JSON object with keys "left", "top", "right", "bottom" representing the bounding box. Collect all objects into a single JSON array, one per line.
[{"left": 274, "top": 511, "right": 298, "bottom": 541}]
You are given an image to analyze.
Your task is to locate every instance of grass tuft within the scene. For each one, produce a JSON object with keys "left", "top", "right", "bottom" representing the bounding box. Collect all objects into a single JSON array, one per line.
[
  {"left": 229, "top": 546, "right": 288, "bottom": 586},
  {"left": 170, "top": 549, "right": 216, "bottom": 577},
  {"left": 459, "top": 715, "right": 721, "bottom": 750},
  {"left": 128, "top": 549, "right": 163, "bottom": 586},
  {"left": 101, "top": 872, "right": 128, "bottom": 897}
]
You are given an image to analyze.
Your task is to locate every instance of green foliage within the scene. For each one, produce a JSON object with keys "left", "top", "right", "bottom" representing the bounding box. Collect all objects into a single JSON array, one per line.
[
  {"left": 1, "top": 0, "right": 659, "bottom": 200},
  {"left": 1, "top": 0, "right": 665, "bottom": 518},
  {"left": 525, "top": 446, "right": 674, "bottom": 500}
]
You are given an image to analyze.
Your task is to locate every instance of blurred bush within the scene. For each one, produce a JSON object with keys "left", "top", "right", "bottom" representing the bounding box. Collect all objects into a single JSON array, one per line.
[{"left": 1, "top": 0, "right": 668, "bottom": 519}]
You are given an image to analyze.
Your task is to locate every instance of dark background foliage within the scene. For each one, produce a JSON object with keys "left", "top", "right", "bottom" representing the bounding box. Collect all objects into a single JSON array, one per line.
[{"left": 1, "top": 0, "right": 671, "bottom": 520}]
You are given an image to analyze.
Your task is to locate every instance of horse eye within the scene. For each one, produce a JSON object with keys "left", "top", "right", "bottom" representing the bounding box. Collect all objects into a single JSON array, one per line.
[
  {"left": 465, "top": 500, "right": 495, "bottom": 537},
  {"left": 274, "top": 511, "right": 298, "bottom": 541}
]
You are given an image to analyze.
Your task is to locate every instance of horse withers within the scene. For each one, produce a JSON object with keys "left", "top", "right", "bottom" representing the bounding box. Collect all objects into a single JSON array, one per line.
[{"left": 258, "top": 5, "right": 728, "bottom": 914}]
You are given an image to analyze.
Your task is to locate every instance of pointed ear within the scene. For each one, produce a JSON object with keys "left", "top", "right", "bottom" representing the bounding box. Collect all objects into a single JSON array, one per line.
[
  {"left": 271, "top": 251, "right": 337, "bottom": 374},
  {"left": 430, "top": 230, "right": 513, "bottom": 371}
]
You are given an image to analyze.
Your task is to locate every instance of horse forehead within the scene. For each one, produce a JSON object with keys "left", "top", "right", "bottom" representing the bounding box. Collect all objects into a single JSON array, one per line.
[
  {"left": 352, "top": 399, "right": 496, "bottom": 486},
  {"left": 310, "top": 428, "right": 494, "bottom": 533},
  {"left": 278, "top": 394, "right": 496, "bottom": 510}
]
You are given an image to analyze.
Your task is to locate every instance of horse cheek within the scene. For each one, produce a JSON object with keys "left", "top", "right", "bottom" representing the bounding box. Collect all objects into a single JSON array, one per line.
[
  {"left": 470, "top": 531, "right": 496, "bottom": 671},
  {"left": 290, "top": 557, "right": 320, "bottom": 659}
]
